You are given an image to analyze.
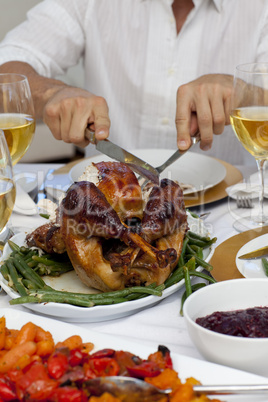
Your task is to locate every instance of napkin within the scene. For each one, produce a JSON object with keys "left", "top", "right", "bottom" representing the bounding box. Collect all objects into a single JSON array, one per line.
[
  {"left": 226, "top": 171, "right": 268, "bottom": 200},
  {"left": 13, "top": 183, "right": 38, "bottom": 215}
]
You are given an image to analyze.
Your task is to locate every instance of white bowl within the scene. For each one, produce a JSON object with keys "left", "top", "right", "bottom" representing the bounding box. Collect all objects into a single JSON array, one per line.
[{"left": 183, "top": 278, "right": 268, "bottom": 377}]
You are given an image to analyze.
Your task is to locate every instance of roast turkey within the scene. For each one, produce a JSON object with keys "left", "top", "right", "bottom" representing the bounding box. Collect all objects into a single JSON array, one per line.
[{"left": 27, "top": 161, "right": 188, "bottom": 292}]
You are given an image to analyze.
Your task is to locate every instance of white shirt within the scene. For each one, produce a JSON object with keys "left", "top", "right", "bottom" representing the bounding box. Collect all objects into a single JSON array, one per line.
[{"left": 0, "top": 0, "right": 267, "bottom": 165}]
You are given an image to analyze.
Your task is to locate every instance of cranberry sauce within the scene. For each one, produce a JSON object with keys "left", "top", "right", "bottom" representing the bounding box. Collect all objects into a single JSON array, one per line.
[{"left": 196, "top": 306, "right": 268, "bottom": 338}]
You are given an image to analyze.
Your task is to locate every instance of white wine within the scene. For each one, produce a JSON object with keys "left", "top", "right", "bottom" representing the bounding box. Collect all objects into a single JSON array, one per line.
[
  {"left": 0, "top": 113, "right": 35, "bottom": 165},
  {"left": 230, "top": 107, "right": 268, "bottom": 159},
  {"left": 0, "top": 178, "right": 16, "bottom": 233}
]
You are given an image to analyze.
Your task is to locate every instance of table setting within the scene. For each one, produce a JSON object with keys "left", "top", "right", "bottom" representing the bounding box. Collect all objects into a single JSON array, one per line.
[
  {"left": 0, "top": 155, "right": 266, "bottom": 398},
  {"left": 0, "top": 68, "right": 268, "bottom": 401}
]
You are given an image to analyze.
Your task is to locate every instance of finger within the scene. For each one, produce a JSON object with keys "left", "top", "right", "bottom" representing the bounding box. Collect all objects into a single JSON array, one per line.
[
  {"left": 190, "top": 112, "right": 199, "bottom": 136},
  {"left": 175, "top": 86, "right": 193, "bottom": 150},
  {"left": 224, "top": 96, "right": 231, "bottom": 125},
  {"left": 43, "top": 104, "right": 62, "bottom": 141},
  {"left": 90, "top": 97, "right": 110, "bottom": 141},
  {"left": 67, "top": 101, "right": 92, "bottom": 145},
  {"left": 211, "top": 97, "right": 226, "bottom": 135},
  {"left": 59, "top": 99, "right": 74, "bottom": 143},
  {"left": 195, "top": 97, "right": 213, "bottom": 150}
]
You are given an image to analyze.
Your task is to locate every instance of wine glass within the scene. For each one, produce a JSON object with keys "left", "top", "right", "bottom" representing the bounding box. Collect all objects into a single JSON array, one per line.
[
  {"left": 230, "top": 62, "right": 268, "bottom": 232},
  {"left": 0, "top": 73, "right": 35, "bottom": 165},
  {"left": 0, "top": 129, "right": 16, "bottom": 249}
]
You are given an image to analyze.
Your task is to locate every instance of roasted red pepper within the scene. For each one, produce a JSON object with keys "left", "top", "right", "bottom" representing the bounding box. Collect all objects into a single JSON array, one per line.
[
  {"left": 68, "top": 348, "right": 84, "bottom": 367},
  {"left": 0, "top": 376, "right": 16, "bottom": 401},
  {"left": 15, "top": 362, "right": 57, "bottom": 400},
  {"left": 127, "top": 361, "right": 161, "bottom": 378},
  {"left": 47, "top": 351, "right": 69, "bottom": 380},
  {"left": 88, "top": 357, "right": 120, "bottom": 377},
  {"left": 148, "top": 345, "right": 173, "bottom": 370},
  {"left": 89, "top": 349, "right": 115, "bottom": 359},
  {"left": 114, "top": 350, "right": 142, "bottom": 375},
  {"left": 49, "top": 386, "right": 87, "bottom": 402}
]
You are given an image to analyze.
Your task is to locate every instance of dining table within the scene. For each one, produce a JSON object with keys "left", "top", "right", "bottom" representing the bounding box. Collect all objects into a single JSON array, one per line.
[{"left": 0, "top": 160, "right": 265, "bottom": 367}]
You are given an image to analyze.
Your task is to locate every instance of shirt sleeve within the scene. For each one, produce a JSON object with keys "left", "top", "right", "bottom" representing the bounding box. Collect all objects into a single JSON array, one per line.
[{"left": 0, "top": 0, "right": 89, "bottom": 77}]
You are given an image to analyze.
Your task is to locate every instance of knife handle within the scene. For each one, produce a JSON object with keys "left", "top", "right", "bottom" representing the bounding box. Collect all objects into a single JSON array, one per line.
[{"left": 85, "top": 128, "right": 97, "bottom": 144}]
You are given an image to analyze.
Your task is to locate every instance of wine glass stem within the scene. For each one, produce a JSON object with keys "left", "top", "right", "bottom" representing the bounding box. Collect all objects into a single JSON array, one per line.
[{"left": 256, "top": 159, "right": 266, "bottom": 223}]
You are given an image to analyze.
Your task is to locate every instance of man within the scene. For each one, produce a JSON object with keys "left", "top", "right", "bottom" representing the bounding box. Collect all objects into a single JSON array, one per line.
[{"left": 0, "top": 0, "right": 267, "bottom": 164}]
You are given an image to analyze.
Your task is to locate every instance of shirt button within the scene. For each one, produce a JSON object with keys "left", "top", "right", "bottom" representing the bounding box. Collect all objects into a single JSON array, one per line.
[
  {"left": 161, "top": 117, "right": 169, "bottom": 125},
  {"left": 168, "top": 67, "right": 175, "bottom": 76}
]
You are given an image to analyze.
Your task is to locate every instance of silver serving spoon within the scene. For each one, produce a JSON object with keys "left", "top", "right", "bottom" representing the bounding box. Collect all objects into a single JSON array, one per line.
[
  {"left": 85, "top": 376, "right": 171, "bottom": 401},
  {"left": 85, "top": 376, "right": 268, "bottom": 399}
]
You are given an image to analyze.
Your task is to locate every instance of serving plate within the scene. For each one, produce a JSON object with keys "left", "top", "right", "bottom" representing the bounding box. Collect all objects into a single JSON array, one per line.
[
  {"left": 236, "top": 234, "right": 268, "bottom": 279},
  {"left": 69, "top": 150, "right": 226, "bottom": 195},
  {"left": 2, "top": 308, "right": 268, "bottom": 402},
  {"left": 0, "top": 214, "right": 214, "bottom": 323}
]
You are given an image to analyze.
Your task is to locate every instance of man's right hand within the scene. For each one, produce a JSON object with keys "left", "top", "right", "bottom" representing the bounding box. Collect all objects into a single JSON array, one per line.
[
  {"left": 0, "top": 62, "right": 111, "bottom": 148},
  {"left": 43, "top": 86, "right": 110, "bottom": 148}
]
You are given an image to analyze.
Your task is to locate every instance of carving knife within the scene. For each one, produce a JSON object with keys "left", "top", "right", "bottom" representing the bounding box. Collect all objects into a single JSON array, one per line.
[
  {"left": 238, "top": 246, "right": 268, "bottom": 260},
  {"left": 85, "top": 128, "right": 159, "bottom": 184}
]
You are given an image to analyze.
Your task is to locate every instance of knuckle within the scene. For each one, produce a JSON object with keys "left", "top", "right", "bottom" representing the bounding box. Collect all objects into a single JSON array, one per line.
[
  {"left": 213, "top": 114, "right": 225, "bottom": 127},
  {"left": 44, "top": 104, "right": 57, "bottom": 118},
  {"left": 60, "top": 97, "right": 73, "bottom": 112},
  {"left": 94, "top": 95, "right": 108, "bottom": 108},
  {"left": 199, "top": 113, "right": 211, "bottom": 125},
  {"left": 177, "top": 84, "right": 188, "bottom": 97}
]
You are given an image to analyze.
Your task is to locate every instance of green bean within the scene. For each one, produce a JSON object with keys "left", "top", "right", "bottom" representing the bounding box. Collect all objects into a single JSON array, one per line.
[
  {"left": 186, "top": 210, "right": 199, "bottom": 219},
  {"left": 183, "top": 266, "right": 192, "bottom": 298},
  {"left": 124, "top": 284, "right": 165, "bottom": 301},
  {"left": 20, "top": 246, "right": 32, "bottom": 254},
  {"left": 13, "top": 255, "right": 48, "bottom": 289},
  {"left": 39, "top": 213, "right": 50, "bottom": 219},
  {"left": 189, "top": 244, "right": 203, "bottom": 259},
  {"left": 27, "top": 260, "right": 39, "bottom": 268},
  {"left": 178, "top": 237, "right": 189, "bottom": 267},
  {"left": 187, "top": 230, "right": 215, "bottom": 243},
  {"left": 7, "top": 240, "right": 22, "bottom": 253},
  {"left": 186, "top": 232, "right": 217, "bottom": 248},
  {"left": 10, "top": 293, "right": 95, "bottom": 307},
  {"left": 186, "top": 244, "right": 213, "bottom": 271},
  {"left": 164, "top": 266, "right": 184, "bottom": 288},
  {"left": 30, "top": 285, "right": 163, "bottom": 299},
  {"left": 189, "top": 270, "right": 217, "bottom": 284},
  {"left": 9, "top": 284, "right": 163, "bottom": 307},
  {"left": 6, "top": 261, "right": 28, "bottom": 296},
  {"left": 22, "top": 279, "right": 36, "bottom": 290},
  {"left": 3, "top": 228, "right": 217, "bottom": 308},
  {"left": 0, "top": 263, "right": 10, "bottom": 281},
  {"left": 262, "top": 258, "right": 268, "bottom": 277},
  {"left": 180, "top": 283, "right": 206, "bottom": 316}
]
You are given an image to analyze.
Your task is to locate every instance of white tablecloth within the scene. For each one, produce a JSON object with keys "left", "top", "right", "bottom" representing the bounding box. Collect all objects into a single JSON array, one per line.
[{"left": 0, "top": 163, "right": 262, "bottom": 362}]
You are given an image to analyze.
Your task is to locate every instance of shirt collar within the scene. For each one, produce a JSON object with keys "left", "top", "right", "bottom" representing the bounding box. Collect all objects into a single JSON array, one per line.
[
  {"left": 140, "top": 0, "right": 223, "bottom": 13},
  {"left": 192, "top": 0, "right": 223, "bottom": 12},
  {"left": 211, "top": 0, "right": 223, "bottom": 13}
]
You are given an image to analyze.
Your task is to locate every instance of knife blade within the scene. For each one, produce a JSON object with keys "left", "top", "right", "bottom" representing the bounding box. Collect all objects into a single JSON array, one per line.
[
  {"left": 85, "top": 129, "right": 159, "bottom": 184},
  {"left": 238, "top": 246, "right": 268, "bottom": 260}
]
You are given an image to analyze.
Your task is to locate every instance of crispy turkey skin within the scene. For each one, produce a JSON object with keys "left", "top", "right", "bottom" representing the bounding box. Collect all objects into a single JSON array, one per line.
[{"left": 27, "top": 162, "right": 188, "bottom": 292}]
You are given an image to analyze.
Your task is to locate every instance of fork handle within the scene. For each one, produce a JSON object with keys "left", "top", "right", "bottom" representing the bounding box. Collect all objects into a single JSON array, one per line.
[
  {"left": 85, "top": 128, "right": 97, "bottom": 144},
  {"left": 157, "top": 133, "right": 200, "bottom": 174}
]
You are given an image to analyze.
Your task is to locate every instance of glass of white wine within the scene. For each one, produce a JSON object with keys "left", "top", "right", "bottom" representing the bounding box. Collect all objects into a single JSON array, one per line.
[
  {"left": 230, "top": 62, "right": 268, "bottom": 232},
  {"left": 0, "top": 129, "right": 16, "bottom": 248},
  {"left": 0, "top": 73, "right": 35, "bottom": 165}
]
